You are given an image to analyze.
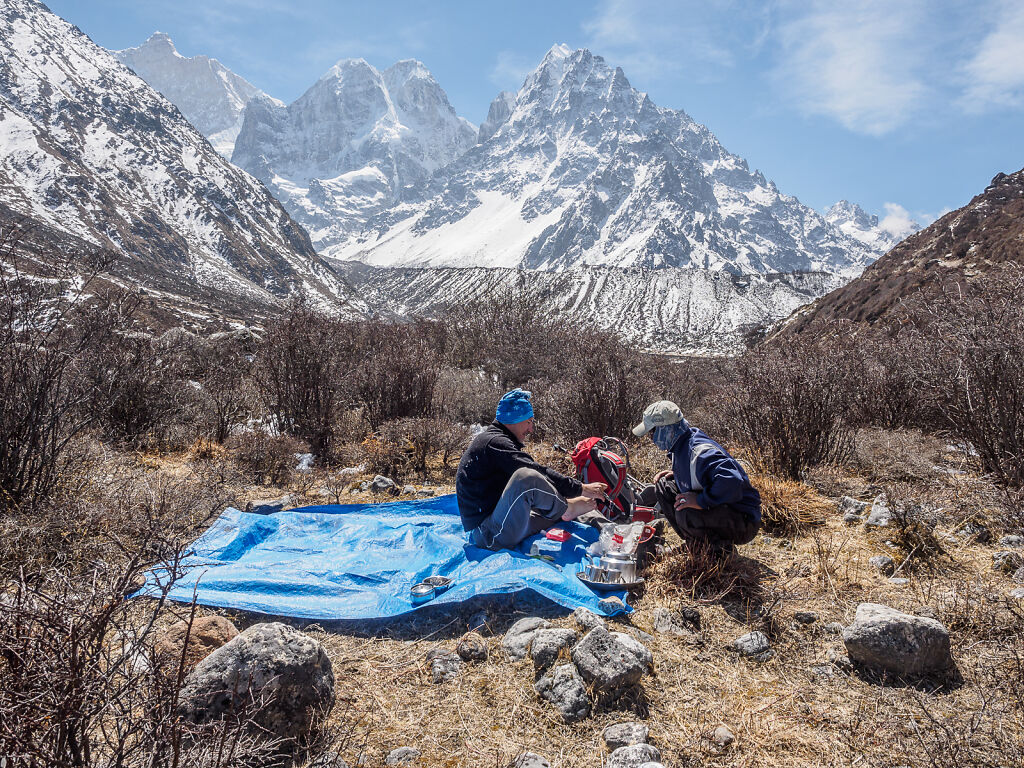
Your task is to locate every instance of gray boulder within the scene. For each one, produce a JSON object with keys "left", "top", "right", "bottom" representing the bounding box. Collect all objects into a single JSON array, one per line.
[
  {"left": 607, "top": 744, "right": 661, "bottom": 768},
  {"left": 572, "top": 606, "right": 606, "bottom": 631},
  {"left": 842, "top": 603, "right": 953, "bottom": 677},
  {"left": 530, "top": 628, "right": 578, "bottom": 671},
  {"left": 534, "top": 663, "right": 590, "bottom": 723},
  {"left": 864, "top": 495, "right": 891, "bottom": 528},
  {"left": 611, "top": 631, "right": 653, "bottom": 670},
  {"left": 502, "top": 617, "right": 551, "bottom": 660},
  {"left": 1012, "top": 567, "right": 1024, "bottom": 584},
  {"left": 506, "top": 753, "right": 551, "bottom": 768},
  {"left": 844, "top": 511, "right": 864, "bottom": 524},
  {"left": 602, "top": 722, "right": 649, "bottom": 750},
  {"left": 179, "top": 622, "right": 334, "bottom": 748},
  {"left": 999, "top": 535, "right": 1024, "bottom": 547},
  {"left": 571, "top": 627, "right": 644, "bottom": 697},
  {"left": 838, "top": 496, "right": 869, "bottom": 516},
  {"left": 713, "top": 725, "right": 736, "bottom": 747},
  {"left": 385, "top": 747, "right": 420, "bottom": 766},
  {"left": 371, "top": 475, "right": 398, "bottom": 494},
  {"left": 869, "top": 555, "right": 896, "bottom": 576}
]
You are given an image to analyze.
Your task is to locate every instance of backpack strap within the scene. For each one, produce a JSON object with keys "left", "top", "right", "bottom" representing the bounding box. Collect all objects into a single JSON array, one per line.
[{"left": 689, "top": 442, "right": 716, "bottom": 492}]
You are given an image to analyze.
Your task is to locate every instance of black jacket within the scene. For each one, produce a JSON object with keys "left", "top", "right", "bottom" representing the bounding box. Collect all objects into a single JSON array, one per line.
[{"left": 455, "top": 421, "right": 582, "bottom": 531}]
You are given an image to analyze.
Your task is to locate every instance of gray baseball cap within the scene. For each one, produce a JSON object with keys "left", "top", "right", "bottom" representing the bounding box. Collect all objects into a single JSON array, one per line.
[{"left": 632, "top": 400, "right": 684, "bottom": 436}]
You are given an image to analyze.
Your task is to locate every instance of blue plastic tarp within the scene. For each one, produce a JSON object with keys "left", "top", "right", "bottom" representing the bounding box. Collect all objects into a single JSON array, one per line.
[{"left": 136, "top": 494, "right": 630, "bottom": 620}]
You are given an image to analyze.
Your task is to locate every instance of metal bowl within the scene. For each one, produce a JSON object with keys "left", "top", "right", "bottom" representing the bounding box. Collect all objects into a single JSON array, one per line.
[
  {"left": 422, "top": 575, "right": 452, "bottom": 593},
  {"left": 410, "top": 583, "right": 436, "bottom": 605}
]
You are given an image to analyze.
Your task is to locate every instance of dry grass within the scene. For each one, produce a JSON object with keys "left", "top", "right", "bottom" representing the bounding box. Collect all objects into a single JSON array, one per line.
[{"left": 7, "top": 435, "right": 1024, "bottom": 768}]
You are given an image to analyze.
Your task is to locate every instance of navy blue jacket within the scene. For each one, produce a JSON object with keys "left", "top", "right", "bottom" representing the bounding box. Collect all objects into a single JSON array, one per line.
[
  {"left": 669, "top": 425, "right": 761, "bottom": 523},
  {"left": 455, "top": 422, "right": 582, "bottom": 532}
]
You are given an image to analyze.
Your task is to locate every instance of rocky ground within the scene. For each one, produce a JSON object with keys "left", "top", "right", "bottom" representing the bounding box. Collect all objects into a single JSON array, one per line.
[{"left": 130, "top": 427, "right": 1024, "bottom": 768}]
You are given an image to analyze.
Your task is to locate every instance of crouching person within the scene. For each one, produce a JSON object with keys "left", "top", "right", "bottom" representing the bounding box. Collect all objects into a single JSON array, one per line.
[
  {"left": 456, "top": 388, "right": 607, "bottom": 550},
  {"left": 633, "top": 400, "right": 761, "bottom": 555}
]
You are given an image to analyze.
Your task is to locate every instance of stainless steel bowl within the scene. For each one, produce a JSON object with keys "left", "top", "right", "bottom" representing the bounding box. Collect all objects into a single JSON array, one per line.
[
  {"left": 584, "top": 563, "right": 611, "bottom": 583},
  {"left": 422, "top": 575, "right": 452, "bottom": 593},
  {"left": 410, "top": 583, "right": 435, "bottom": 604}
]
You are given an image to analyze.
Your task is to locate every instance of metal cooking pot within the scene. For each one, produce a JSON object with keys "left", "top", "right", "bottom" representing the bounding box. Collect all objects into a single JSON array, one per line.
[
  {"left": 584, "top": 562, "right": 611, "bottom": 583},
  {"left": 600, "top": 552, "right": 638, "bottom": 583}
]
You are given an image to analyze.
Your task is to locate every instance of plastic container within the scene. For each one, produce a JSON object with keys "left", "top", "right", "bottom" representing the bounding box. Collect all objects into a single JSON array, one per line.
[{"left": 545, "top": 527, "right": 570, "bottom": 542}]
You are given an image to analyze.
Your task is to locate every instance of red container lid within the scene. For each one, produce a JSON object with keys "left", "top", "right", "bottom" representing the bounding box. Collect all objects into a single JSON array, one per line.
[{"left": 545, "top": 527, "right": 571, "bottom": 542}]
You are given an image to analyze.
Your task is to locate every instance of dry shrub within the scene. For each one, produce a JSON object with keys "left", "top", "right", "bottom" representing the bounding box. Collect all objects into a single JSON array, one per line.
[
  {"left": 361, "top": 433, "right": 409, "bottom": 480},
  {"left": 226, "top": 431, "right": 306, "bottom": 487},
  {"left": 877, "top": 483, "right": 948, "bottom": 569},
  {"left": 727, "top": 329, "right": 859, "bottom": 480},
  {"left": 750, "top": 472, "right": 830, "bottom": 536},
  {"left": 650, "top": 540, "right": 764, "bottom": 604},
  {"left": 432, "top": 366, "right": 502, "bottom": 425},
  {"left": 850, "top": 426, "right": 948, "bottom": 484}
]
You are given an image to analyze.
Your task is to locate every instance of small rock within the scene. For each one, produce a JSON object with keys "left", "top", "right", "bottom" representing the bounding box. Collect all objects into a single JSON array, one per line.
[
  {"left": 245, "top": 495, "right": 291, "bottom": 515},
  {"left": 338, "top": 465, "right": 364, "bottom": 480},
  {"left": 611, "top": 632, "right": 653, "bottom": 670},
  {"left": 370, "top": 475, "right": 397, "bottom": 494},
  {"left": 506, "top": 753, "right": 551, "bottom": 768},
  {"left": 955, "top": 521, "right": 991, "bottom": 542},
  {"left": 534, "top": 663, "right": 590, "bottom": 723},
  {"left": 502, "top": 617, "right": 551, "bottom": 660},
  {"left": 1010, "top": 588, "right": 1024, "bottom": 600},
  {"left": 679, "top": 606, "right": 701, "bottom": 629},
  {"left": 602, "top": 722, "right": 649, "bottom": 750},
  {"left": 869, "top": 555, "right": 896, "bottom": 576},
  {"left": 630, "top": 628, "right": 656, "bottom": 645},
  {"left": 794, "top": 611, "right": 818, "bottom": 625},
  {"left": 402, "top": 485, "right": 416, "bottom": 495},
  {"left": 572, "top": 606, "right": 606, "bottom": 631},
  {"left": 993, "top": 551, "right": 1024, "bottom": 573},
  {"left": 810, "top": 664, "right": 836, "bottom": 679},
  {"left": 889, "top": 577, "right": 910, "bottom": 586},
  {"left": 823, "top": 622, "right": 845, "bottom": 634},
  {"left": 842, "top": 603, "right": 953, "bottom": 677},
  {"left": 428, "top": 650, "right": 462, "bottom": 684},
  {"left": 530, "top": 628, "right": 578, "bottom": 671},
  {"left": 607, "top": 744, "right": 661, "bottom": 768},
  {"left": 154, "top": 615, "right": 238, "bottom": 676},
  {"left": 864, "top": 495, "right": 891, "bottom": 528},
  {"left": 732, "top": 631, "right": 770, "bottom": 657},
  {"left": 456, "top": 632, "right": 488, "bottom": 662},
  {"left": 294, "top": 453, "right": 314, "bottom": 472},
  {"left": 385, "top": 747, "right": 420, "bottom": 766},
  {"left": 357, "top": 481, "right": 370, "bottom": 492},
  {"left": 712, "top": 725, "right": 736, "bottom": 747},
  {"left": 843, "top": 512, "right": 863, "bottom": 524},
  {"left": 571, "top": 626, "right": 645, "bottom": 698},
  {"left": 913, "top": 606, "right": 940, "bottom": 620},
  {"left": 999, "top": 535, "right": 1024, "bottom": 548},
  {"left": 598, "top": 595, "right": 627, "bottom": 615},
  {"left": 652, "top": 606, "right": 699, "bottom": 639},
  {"left": 416, "top": 488, "right": 435, "bottom": 497},
  {"left": 838, "top": 496, "right": 869, "bottom": 516}
]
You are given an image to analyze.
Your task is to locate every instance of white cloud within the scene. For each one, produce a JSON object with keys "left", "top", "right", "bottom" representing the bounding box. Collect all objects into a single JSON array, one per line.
[
  {"left": 490, "top": 50, "right": 536, "bottom": 90},
  {"left": 771, "top": 1, "right": 931, "bottom": 135},
  {"left": 878, "top": 202, "right": 919, "bottom": 238},
  {"left": 960, "top": 0, "right": 1024, "bottom": 111}
]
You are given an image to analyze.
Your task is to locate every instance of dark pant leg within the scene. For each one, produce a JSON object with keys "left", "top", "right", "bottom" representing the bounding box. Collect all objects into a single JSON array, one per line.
[{"left": 656, "top": 475, "right": 759, "bottom": 548}]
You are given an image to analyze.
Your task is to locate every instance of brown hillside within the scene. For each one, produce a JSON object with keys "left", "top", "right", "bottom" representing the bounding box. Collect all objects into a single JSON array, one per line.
[{"left": 780, "top": 167, "right": 1024, "bottom": 333}]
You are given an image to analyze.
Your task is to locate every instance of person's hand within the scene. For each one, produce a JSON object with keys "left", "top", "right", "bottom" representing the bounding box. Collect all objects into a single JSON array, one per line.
[
  {"left": 653, "top": 470, "right": 673, "bottom": 483},
  {"left": 674, "top": 491, "right": 700, "bottom": 511},
  {"left": 580, "top": 482, "right": 608, "bottom": 500},
  {"left": 562, "top": 496, "right": 598, "bottom": 521}
]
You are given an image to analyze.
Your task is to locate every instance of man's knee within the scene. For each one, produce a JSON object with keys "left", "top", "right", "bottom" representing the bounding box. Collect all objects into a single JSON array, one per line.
[{"left": 508, "top": 467, "right": 546, "bottom": 487}]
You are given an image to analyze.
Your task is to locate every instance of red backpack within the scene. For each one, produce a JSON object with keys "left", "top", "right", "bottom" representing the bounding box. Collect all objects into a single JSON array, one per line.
[{"left": 571, "top": 436, "right": 639, "bottom": 521}]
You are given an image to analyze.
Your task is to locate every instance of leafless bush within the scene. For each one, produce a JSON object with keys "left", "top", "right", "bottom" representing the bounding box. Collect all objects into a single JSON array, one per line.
[
  {"left": 377, "top": 417, "right": 470, "bottom": 476},
  {"left": 433, "top": 366, "right": 502, "bottom": 425},
  {"left": 361, "top": 432, "right": 409, "bottom": 480},
  {"left": 878, "top": 483, "right": 948, "bottom": 570},
  {"left": 225, "top": 431, "right": 307, "bottom": 487},
  {"left": 183, "top": 331, "right": 257, "bottom": 444},
  {"left": 727, "top": 330, "right": 859, "bottom": 480},
  {"left": 911, "top": 275, "right": 1024, "bottom": 489},
  {"left": 252, "top": 299, "right": 367, "bottom": 457},
  {"left": 545, "top": 333, "right": 659, "bottom": 440},
  {"left": 0, "top": 223, "right": 137, "bottom": 508}
]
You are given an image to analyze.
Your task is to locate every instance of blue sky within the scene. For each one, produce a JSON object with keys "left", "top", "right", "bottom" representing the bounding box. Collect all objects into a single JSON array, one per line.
[{"left": 46, "top": 0, "right": 1024, "bottom": 229}]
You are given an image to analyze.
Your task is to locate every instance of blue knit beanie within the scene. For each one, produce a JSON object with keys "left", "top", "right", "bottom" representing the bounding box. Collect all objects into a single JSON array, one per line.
[{"left": 496, "top": 388, "right": 534, "bottom": 424}]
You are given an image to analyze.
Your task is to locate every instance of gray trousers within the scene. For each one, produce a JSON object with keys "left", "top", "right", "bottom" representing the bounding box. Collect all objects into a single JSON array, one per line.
[{"left": 471, "top": 468, "right": 568, "bottom": 550}]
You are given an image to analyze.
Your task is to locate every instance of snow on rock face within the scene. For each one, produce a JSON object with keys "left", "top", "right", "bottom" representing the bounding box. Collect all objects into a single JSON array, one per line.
[
  {"left": 0, "top": 0, "right": 361, "bottom": 318},
  {"left": 114, "top": 32, "right": 270, "bottom": 157},
  {"left": 825, "top": 200, "right": 918, "bottom": 254},
  {"left": 337, "top": 45, "right": 882, "bottom": 278},
  {"left": 231, "top": 57, "right": 477, "bottom": 253}
]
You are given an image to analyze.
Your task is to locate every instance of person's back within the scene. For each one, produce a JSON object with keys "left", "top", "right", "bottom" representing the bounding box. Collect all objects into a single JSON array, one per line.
[{"left": 456, "top": 422, "right": 527, "bottom": 532}]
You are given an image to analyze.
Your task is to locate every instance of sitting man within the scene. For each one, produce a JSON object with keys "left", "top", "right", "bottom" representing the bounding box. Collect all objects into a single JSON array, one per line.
[
  {"left": 456, "top": 388, "right": 607, "bottom": 550},
  {"left": 633, "top": 400, "right": 760, "bottom": 554}
]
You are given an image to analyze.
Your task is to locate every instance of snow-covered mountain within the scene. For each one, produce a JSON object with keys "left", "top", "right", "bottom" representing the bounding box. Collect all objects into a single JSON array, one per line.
[
  {"left": 825, "top": 200, "right": 918, "bottom": 254},
  {"left": 337, "top": 262, "right": 845, "bottom": 354},
  {"left": 0, "top": 0, "right": 361, "bottom": 321},
  {"left": 231, "top": 58, "right": 477, "bottom": 252},
  {"left": 114, "top": 32, "right": 270, "bottom": 158},
  {"left": 335, "top": 45, "right": 881, "bottom": 277}
]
